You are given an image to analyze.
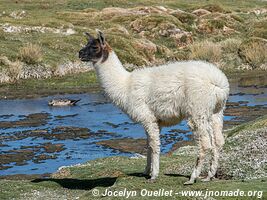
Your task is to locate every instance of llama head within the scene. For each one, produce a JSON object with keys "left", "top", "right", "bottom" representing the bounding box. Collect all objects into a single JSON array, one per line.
[{"left": 79, "top": 30, "right": 112, "bottom": 64}]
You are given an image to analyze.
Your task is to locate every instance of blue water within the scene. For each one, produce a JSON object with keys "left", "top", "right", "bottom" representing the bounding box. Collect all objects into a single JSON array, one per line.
[{"left": 0, "top": 78, "right": 266, "bottom": 175}]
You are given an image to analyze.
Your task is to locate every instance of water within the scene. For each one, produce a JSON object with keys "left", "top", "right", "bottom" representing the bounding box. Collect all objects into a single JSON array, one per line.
[{"left": 0, "top": 75, "right": 266, "bottom": 175}]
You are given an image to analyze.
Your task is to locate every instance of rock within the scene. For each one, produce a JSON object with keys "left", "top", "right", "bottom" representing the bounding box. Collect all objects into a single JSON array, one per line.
[
  {"left": 9, "top": 10, "right": 26, "bottom": 19},
  {"left": 52, "top": 168, "right": 71, "bottom": 178},
  {"left": 0, "top": 23, "right": 76, "bottom": 35},
  {"left": 54, "top": 61, "right": 93, "bottom": 76}
]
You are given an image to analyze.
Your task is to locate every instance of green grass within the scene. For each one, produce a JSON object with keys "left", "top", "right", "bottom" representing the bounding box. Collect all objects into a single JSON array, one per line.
[
  {"left": 0, "top": 156, "right": 266, "bottom": 199},
  {"left": 0, "top": 0, "right": 266, "bottom": 69},
  {"left": 0, "top": 71, "right": 98, "bottom": 99},
  {"left": 226, "top": 115, "right": 267, "bottom": 137},
  {"left": 0, "top": 0, "right": 266, "bottom": 97}
]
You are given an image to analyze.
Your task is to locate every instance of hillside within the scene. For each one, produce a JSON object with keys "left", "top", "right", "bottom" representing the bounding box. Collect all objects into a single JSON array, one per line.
[{"left": 0, "top": 0, "right": 266, "bottom": 84}]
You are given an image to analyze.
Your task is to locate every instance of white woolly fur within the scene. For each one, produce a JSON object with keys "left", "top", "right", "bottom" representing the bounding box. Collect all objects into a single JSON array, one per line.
[{"left": 94, "top": 51, "right": 229, "bottom": 184}]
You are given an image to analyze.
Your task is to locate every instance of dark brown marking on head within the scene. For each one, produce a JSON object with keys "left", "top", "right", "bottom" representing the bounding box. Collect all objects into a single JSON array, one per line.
[
  {"left": 79, "top": 30, "right": 112, "bottom": 65},
  {"left": 101, "top": 43, "right": 112, "bottom": 63}
]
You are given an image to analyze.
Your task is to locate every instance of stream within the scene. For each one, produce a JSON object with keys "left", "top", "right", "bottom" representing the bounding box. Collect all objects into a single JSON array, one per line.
[{"left": 0, "top": 73, "right": 266, "bottom": 176}]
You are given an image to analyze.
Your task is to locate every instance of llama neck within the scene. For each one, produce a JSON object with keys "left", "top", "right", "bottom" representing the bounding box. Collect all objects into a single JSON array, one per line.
[{"left": 95, "top": 51, "right": 130, "bottom": 107}]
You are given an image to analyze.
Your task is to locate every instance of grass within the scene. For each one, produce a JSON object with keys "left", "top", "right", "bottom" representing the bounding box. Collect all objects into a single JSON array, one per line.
[
  {"left": 239, "top": 39, "right": 267, "bottom": 69},
  {"left": 0, "top": 156, "right": 266, "bottom": 200},
  {"left": 189, "top": 41, "right": 222, "bottom": 63},
  {"left": 0, "top": 0, "right": 266, "bottom": 71},
  {"left": 225, "top": 115, "right": 267, "bottom": 137},
  {"left": 19, "top": 43, "right": 43, "bottom": 64},
  {"left": 0, "top": 0, "right": 265, "bottom": 89},
  {"left": 0, "top": 71, "right": 98, "bottom": 99}
]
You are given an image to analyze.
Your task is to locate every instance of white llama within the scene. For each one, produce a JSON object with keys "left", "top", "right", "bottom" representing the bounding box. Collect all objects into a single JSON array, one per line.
[{"left": 79, "top": 30, "right": 229, "bottom": 184}]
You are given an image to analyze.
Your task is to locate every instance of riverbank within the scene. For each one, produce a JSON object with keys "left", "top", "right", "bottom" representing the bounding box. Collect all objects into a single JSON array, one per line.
[
  {"left": 0, "top": 69, "right": 266, "bottom": 100},
  {"left": 0, "top": 115, "right": 266, "bottom": 200}
]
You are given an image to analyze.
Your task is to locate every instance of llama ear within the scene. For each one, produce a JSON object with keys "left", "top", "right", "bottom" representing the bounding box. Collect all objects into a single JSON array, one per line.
[
  {"left": 96, "top": 29, "right": 105, "bottom": 46},
  {"left": 84, "top": 32, "right": 94, "bottom": 41}
]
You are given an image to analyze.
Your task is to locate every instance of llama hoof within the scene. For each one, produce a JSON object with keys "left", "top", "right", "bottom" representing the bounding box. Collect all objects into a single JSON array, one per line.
[
  {"left": 147, "top": 178, "right": 156, "bottom": 183},
  {"left": 184, "top": 180, "right": 194, "bottom": 185}
]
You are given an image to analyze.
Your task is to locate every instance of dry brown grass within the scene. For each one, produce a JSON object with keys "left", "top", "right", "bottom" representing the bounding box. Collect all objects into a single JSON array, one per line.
[
  {"left": 8, "top": 60, "right": 22, "bottom": 80},
  {"left": 0, "top": 56, "right": 22, "bottom": 82},
  {"left": 19, "top": 43, "right": 43, "bottom": 64},
  {"left": 189, "top": 41, "right": 222, "bottom": 63},
  {"left": 221, "top": 38, "right": 242, "bottom": 53},
  {"left": 240, "top": 40, "right": 267, "bottom": 68}
]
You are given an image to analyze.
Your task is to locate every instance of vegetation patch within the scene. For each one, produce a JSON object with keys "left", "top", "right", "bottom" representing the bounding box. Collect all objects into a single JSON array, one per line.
[
  {"left": 238, "top": 38, "right": 267, "bottom": 69},
  {"left": 189, "top": 41, "right": 222, "bottom": 63}
]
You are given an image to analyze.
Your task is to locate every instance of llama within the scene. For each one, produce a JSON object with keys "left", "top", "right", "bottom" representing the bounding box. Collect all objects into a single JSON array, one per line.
[{"left": 79, "top": 30, "right": 229, "bottom": 184}]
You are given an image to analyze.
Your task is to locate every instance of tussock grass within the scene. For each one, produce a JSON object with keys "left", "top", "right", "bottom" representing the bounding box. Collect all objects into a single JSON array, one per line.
[
  {"left": 221, "top": 38, "right": 242, "bottom": 53},
  {"left": 0, "top": 0, "right": 266, "bottom": 85},
  {"left": 18, "top": 43, "right": 43, "bottom": 65},
  {"left": 240, "top": 40, "right": 267, "bottom": 68},
  {"left": 189, "top": 41, "right": 222, "bottom": 63}
]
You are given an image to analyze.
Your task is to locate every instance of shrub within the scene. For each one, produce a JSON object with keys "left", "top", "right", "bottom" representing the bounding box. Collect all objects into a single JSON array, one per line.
[
  {"left": 19, "top": 43, "right": 43, "bottom": 64},
  {"left": 189, "top": 41, "right": 222, "bottom": 63}
]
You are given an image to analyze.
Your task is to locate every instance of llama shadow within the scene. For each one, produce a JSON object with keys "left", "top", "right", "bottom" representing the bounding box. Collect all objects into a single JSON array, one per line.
[
  {"left": 127, "top": 173, "right": 190, "bottom": 181},
  {"left": 127, "top": 172, "right": 150, "bottom": 179},
  {"left": 164, "top": 173, "right": 190, "bottom": 178},
  {"left": 31, "top": 177, "right": 117, "bottom": 190}
]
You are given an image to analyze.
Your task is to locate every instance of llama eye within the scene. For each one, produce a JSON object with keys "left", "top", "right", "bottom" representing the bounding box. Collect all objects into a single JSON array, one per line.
[{"left": 91, "top": 46, "right": 99, "bottom": 50}]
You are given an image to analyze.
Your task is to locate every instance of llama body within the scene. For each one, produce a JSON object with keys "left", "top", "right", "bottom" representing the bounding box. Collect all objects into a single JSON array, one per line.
[{"left": 79, "top": 31, "right": 229, "bottom": 184}]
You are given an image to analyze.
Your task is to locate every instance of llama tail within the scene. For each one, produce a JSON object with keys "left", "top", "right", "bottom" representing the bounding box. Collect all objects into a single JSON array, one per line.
[{"left": 213, "top": 77, "right": 229, "bottom": 114}]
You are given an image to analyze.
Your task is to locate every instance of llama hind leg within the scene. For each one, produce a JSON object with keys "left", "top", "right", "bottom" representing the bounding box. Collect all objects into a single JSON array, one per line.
[
  {"left": 184, "top": 118, "right": 212, "bottom": 185},
  {"left": 202, "top": 112, "right": 224, "bottom": 182},
  {"left": 144, "top": 122, "right": 161, "bottom": 180}
]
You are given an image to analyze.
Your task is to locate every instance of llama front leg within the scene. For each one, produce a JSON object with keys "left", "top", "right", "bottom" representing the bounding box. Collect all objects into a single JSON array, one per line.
[
  {"left": 144, "top": 122, "right": 161, "bottom": 180},
  {"left": 143, "top": 136, "right": 152, "bottom": 175}
]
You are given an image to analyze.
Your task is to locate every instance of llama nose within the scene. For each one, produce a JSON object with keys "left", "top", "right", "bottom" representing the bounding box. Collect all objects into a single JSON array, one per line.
[{"left": 79, "top": 50, "right": 84, "bottom": 58}]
